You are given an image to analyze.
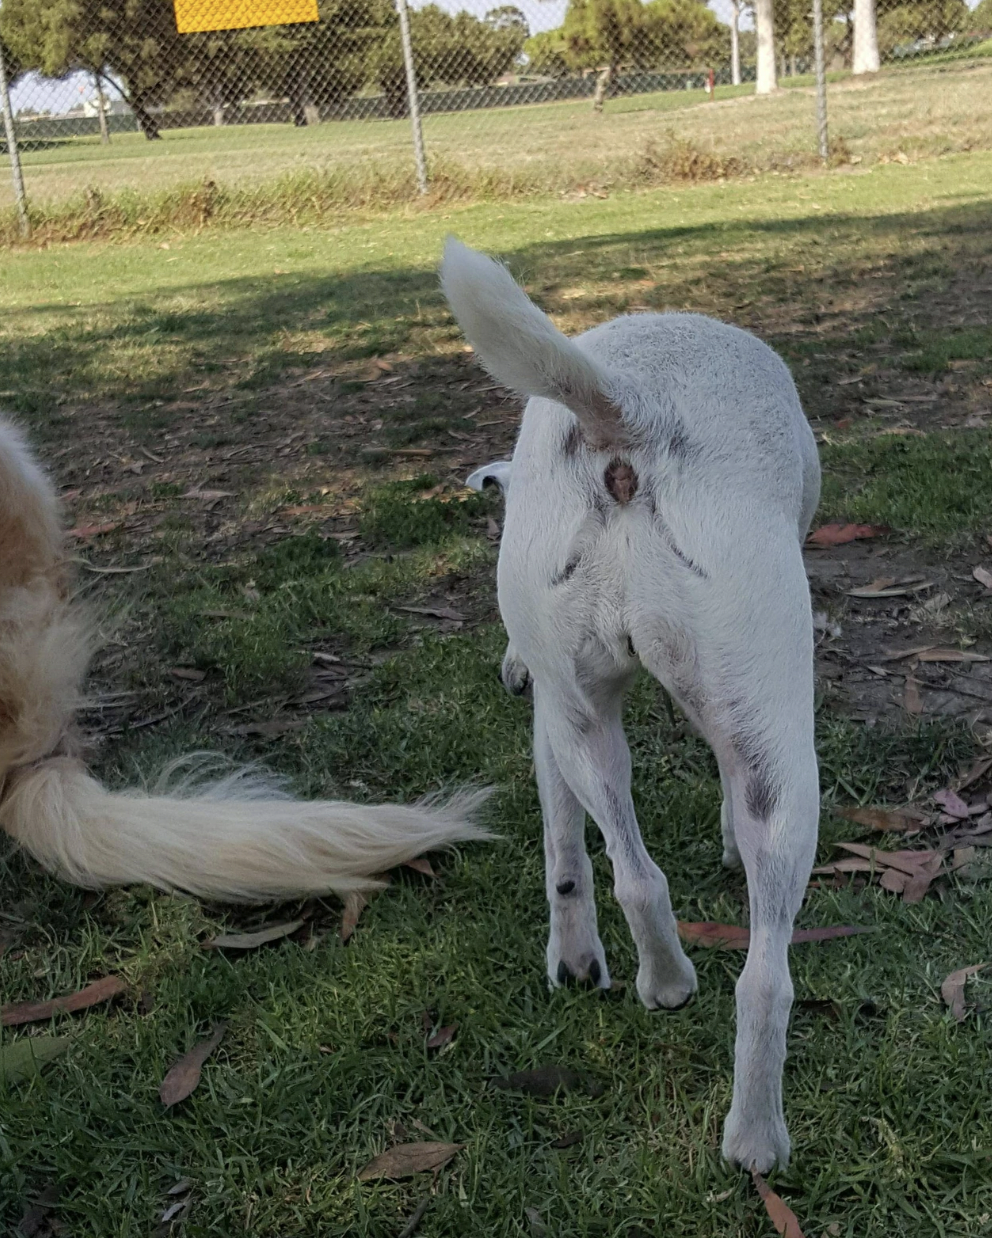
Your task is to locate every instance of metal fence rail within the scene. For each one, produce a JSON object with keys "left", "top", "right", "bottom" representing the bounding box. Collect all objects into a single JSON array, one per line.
[{"left": 1, "top": 0, "right": 991, "bottom": 228}]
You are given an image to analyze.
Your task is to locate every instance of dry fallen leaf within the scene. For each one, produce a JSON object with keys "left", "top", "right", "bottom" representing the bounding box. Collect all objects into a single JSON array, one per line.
[
  {"left": 17, "top": 1184, "right": 60, "bottom": 1238},
  {"left": 941, "top": 963, "right": 987, "bottom": 1021},
  {"left": 169, "top": 666, "right": 206, "bottom": 682},
  {"left": 202, "top": 920, "right": 305, "bottom": 951},
  {"left": 847, "top": 577, "right": 935, "bottom": 599},
  {"left": 678, "top": 922, "right": 872, "bottom": 949},
  {"left": 917, "top": 648, "right": 990, "bottom": 664},
  {"left": 357, "top": 1141, "right": 463, "bottom": 1181},
  {"left": 904, "top": 677, "right": 923, "bottom": 715},
  {"left": 0, "top": 1035, "right": 71, "bottom": 1083},
  {"left": 806, "top": 523, "right": 889, "bottom": 547},
  {"left": 881, "top": 644, "right": 938, "bottom": 661},
  {"left": 404, "top": 857, "right": 436, "bottom": 878},
  {"left": 340, "top": 892, "right": 367, "bottom": 944},
  {"left": 678, "top": 921, "right": 751, "bottom": 948},
  {"left": 182, "top": 488, "right": 235, "bottom": 501},
  {"left": 836, "top": 806, "right": 922, "bottom": 832},
  {"left": 934, "top": 788, "right": 971, "bottom": 819},
  {"left": 67, "top": 520, "right": 122, "bottom": 539},
  {"left": 2, "top": 975, "right": 126, "bottom": 1026},
  {"left": 394, "top": 604, "right": 466, "bottom": 623},
  {"left": 973, "top": 566, "right": 992, "bottom": 590},
  {"left": 902, "top": 853, "right": 944, "bottom": 903},
  {"left": 159, "top": 1023, "right": 227, "bottom": 1107},
  {"left": 956, "top": 755, "right": 992, "bottom": 792},
  {"left": 835, "top": 842, "right": 940, "bottom": 876},
  {"left": 751, "top": 1170, "right": 806, "bottom": 1237},
  {"left": 426, "top": 1024, "right": 457, "bottom": 1050}
]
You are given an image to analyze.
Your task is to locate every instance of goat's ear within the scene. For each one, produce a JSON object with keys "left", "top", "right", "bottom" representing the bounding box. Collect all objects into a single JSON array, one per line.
[{"left": 465, "top": 460, "right": 511, "bottom": 495}]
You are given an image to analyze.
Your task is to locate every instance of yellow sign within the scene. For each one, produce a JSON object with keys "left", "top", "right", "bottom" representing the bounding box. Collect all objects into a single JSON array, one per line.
[{"left": 174, "top": 0, "right": 319, "bottom": 34}]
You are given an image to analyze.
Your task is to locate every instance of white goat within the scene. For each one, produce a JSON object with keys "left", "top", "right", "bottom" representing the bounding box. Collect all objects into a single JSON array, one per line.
[{"left": 443, "top": 237, "right": 821, "bottom": 1172}]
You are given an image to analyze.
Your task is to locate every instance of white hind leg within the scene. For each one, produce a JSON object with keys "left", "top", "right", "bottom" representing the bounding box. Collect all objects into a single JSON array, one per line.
[
  {"left": 537, "top": 681, "right": 696, "bottom": 1011},
  {"left": 535, "top": 692, "right": 609, "bottom": 988}
]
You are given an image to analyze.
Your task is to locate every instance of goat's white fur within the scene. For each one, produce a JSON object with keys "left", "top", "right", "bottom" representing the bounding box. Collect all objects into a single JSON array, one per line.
[
  {"left": 443, "top": 237, "right": 821, "bottom": 1173},
  {"left": 0, "top": 417, "right": 489, "bottom": 902}
]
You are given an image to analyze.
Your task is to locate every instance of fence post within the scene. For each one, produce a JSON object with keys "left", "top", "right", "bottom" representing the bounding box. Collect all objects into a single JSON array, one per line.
[
  {"left": 812, "top": 0, "right": 829, "bottom": 162},
  {"left": 396, "top": 0, "right": 428, "bottom": 195},
  {"left": 0, "top": 37, "right": 28, "bottom": 235}
]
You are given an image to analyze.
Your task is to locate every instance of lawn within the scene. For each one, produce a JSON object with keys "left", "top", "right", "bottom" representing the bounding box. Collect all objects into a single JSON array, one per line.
[
  {"left": 4, "top": 55, "right": 992, "bottom": 218},
  {"left": 2, "top": 148, "right": 992, "bottom": 1235}
]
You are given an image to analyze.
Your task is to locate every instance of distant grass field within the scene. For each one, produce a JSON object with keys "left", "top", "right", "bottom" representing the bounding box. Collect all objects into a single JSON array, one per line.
[
  {"left": 2, "top": 56, "right": 992, "bottom": 222},
  {"left": 1, "top": 149, "right": 992, "bottom": 1235}
]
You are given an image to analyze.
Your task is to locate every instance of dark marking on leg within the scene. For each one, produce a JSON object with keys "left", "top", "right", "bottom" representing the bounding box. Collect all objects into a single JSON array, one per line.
[
  {"left": 551, "top": 557, "right": 580, "bottom": 586},
  {"left": 625, "top": 634, "right": 636, "bottom": 659},
  {"left": 604, "top": 458, "right": 638, "bottom": 504},
  {"left": 557, "top": 960, "right": 574, "bottom": 986},
  {"left": 732, "top": 730, "right": 780, "bottom": 820},
  {"left": 562, "top": 423, "right": 583, "bottom": 456},
  {"left": 588, "top": 958, "right": 602, "bottom": 986},
  {"left": 556, "top": 879, "right": 576, "bottom": 896},
  {"left": 668, "top": 421, "right": 695, "bottom": 463},
  {"left": 745, "top": 766, "right": 779, "bottom": 820}
]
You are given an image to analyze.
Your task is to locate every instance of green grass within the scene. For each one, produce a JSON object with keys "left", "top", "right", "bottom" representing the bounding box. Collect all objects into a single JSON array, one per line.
[
  {"left": 820, "top": 430, "right": 992, "bottom": 540},
  {"left": 2, "top": 145, "right": 992, "bottom": 1234}
]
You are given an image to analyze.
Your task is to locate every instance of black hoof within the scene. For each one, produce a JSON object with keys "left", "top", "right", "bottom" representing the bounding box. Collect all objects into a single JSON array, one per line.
[{"left": 556, "top": 958, "right": 603, "bottom": 989}]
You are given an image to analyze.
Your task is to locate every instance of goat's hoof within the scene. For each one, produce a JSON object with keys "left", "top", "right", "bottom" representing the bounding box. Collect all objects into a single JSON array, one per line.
[
  {"left": 550, "top": 952, "right": 610, "bottom": 991},
  {"left": 721, "top": 1109, "right": 791, "bottom": 1173},
  {"left": 636, "top": 959, "right": 698, "bottom": 1011}
]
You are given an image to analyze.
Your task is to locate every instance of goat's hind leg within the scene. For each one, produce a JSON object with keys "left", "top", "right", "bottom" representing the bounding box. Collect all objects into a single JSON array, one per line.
[
  {"left": 535, "top": 692, "right": 609, "bottom": 988},
  {"left": 539, "top": 682, "right": 696, "bottom": 1010}
]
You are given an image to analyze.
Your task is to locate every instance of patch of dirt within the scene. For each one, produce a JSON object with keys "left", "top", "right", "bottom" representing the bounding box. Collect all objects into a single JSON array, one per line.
[{"left": 807, "top": 537, "right": 992, "bottom": 726}]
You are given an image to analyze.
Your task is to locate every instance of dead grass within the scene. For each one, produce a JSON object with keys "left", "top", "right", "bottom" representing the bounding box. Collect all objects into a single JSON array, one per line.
[{"left": 3, "top": 58, "right": 992, "bottom": 246}]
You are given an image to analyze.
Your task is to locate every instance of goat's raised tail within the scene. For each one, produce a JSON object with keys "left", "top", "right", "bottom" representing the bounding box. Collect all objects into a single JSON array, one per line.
[
  {"left": 440, "top": 237, "right": 626, "bottom": 448},
  {"left": 0, "top": 418, "right": 490, "bottom": 902}
]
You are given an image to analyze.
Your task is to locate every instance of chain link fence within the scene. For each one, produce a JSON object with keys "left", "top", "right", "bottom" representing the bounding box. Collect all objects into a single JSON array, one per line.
[{"left": 1, "top": 0, "right": 991, "bottom": 229}]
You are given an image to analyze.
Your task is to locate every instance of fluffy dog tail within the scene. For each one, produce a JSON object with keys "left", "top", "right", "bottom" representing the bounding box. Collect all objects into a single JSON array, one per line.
[
  {"left": 440, "top": 237, "right": 626, "bottom": 448},
  {"left": 0, "top": 419, "right": 490, "bottom": 901}
]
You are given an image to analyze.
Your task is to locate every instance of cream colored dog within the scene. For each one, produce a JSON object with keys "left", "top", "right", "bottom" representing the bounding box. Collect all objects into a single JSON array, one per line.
[{"left": 0, "top": 418, "right": 487, "bottom": 901}]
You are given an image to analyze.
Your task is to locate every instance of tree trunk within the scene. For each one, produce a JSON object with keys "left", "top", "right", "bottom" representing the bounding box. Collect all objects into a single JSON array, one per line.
[
  {"left": 755, "top": 0, "right": 777, "bottom": 94},
  {"left": 592, "top": 64, "right": 612, "bottom": 113},
  {"left": 303, "top": 102, "right": 320, "bottom": 126},
  {"left": 132, "top": 98, "right": 161, "bottom": 140},
  {"left": 212, "top": 90, "right": 224, "bottom": 126},
  {"left": 730, "top": 0, "right": 741, "bottom": 86},
  {"left": 94, "top": 74, "right": 110, "bottom": 144},
  {"left": 852, "top": 0, "right": 880, "bottom": 74},
  {"left": 789, "top": 54, "right": 797, "bottom": 76}
]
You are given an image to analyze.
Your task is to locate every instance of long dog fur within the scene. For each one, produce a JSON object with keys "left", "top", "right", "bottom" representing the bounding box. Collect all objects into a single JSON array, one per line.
[{"left": 0, "top": 418, "right": 489, "bottom": 901}]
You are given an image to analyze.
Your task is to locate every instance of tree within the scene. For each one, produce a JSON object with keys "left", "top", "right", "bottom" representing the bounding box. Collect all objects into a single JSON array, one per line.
[
  {"left": 973, "top": 0, "right": 992, "bottom": 30},
  {"left": 0, "top": 0, "right": 190, "bottom": 138},
  {"left": 875, "top": 0, "right": 968, "bottom": 56},
  {"left": 730, "top": 0, "right": 742, "bottom": 83},
  {"left": 369, "top": 4, "right": 528, "bottom": 117},
  {"left": 852, "top": 0, "right": 879, "bottom": 71},
  {"left": 523, "top": 28, "right": 570, "bottom": 76},
  {"left": 754, "top": 0, "right": 776, "bottom": 91}
]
